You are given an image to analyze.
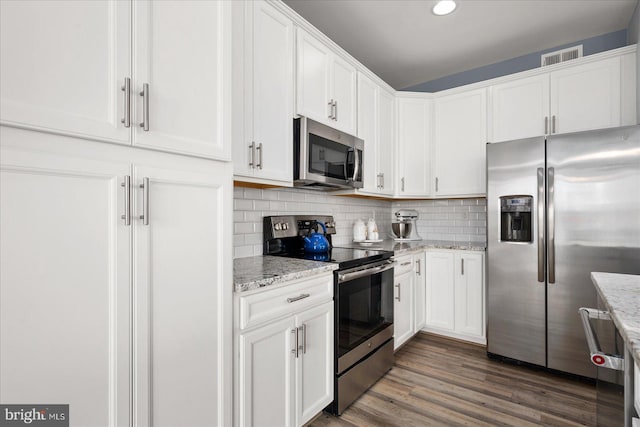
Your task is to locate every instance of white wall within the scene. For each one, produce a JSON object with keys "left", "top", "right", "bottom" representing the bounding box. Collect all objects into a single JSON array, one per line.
[{"left": 233, "top": 186, "right": 488, "bottom": 258}]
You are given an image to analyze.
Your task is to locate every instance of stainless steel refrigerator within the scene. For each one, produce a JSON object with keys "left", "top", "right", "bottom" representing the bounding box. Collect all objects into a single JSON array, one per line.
[{"left": 486, "top": 125, "right": 640, "bottom": 378}]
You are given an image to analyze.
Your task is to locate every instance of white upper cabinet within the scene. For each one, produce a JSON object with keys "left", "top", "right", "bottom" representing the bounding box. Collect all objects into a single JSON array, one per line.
[
  {"left": 356, "top": 73, "right": 396, "bottom": 196},
  {"left": 1, "top": 1, "right": 231, "bottom": 161},
  {"left": 378, "top": 89, "right": 396, "bottom": 196},
  {"left": 396, "top": 96, "right": 431, "bottom": 197},
  {"left": 234, "top": 0, "right": 294, "bottom": 185},
  {"left": 133, "top": 0, "right": 231, "bottom": 160},
  {"left": 433, "top": 88, "right": 487, "bottom": 197},
  {"left": 490, "top": 74, "right": 550, "bottom": 142},
  {"left": 357, "top": 73, "right": 379, "bottom": 194},
  {"left": 491, "top": 55, "right": 628, "bottom": 142},
  {"left": 297, "top": 28, "right": 356, "bottom": 135},
  {"left": 0, "top": 0, "right": 131, "bottom": 143},
  {"left": 549, "top": 56, "right": 621, "bottom": 134}
]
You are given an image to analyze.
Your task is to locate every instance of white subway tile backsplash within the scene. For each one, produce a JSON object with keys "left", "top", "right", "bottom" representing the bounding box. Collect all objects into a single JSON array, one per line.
[{"left": 232, "top": 184, "right": 487, "bottom": 258}]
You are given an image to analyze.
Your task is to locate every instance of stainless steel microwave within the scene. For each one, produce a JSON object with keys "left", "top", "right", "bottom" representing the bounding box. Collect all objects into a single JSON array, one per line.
[{"left": 293, "top": 117, "right": 363, "bottom": 190}]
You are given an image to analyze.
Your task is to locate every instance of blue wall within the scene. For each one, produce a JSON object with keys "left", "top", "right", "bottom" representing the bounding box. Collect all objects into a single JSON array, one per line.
[{"left": 403, "top": 29, "right": 629, "bottom": 92}]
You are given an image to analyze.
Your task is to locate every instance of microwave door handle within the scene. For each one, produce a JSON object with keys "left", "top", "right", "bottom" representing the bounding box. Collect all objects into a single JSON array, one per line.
[
  {"left": 344, "top": 148, "right": 353, "bottom": 182},
  {"left": 352, "top": 146, "right": 360, "bottom": 183}
]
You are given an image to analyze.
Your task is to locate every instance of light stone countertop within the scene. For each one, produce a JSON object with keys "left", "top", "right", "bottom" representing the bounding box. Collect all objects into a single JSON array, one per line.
[
  {"left": 343, "top": 239, "right": 486, "bottom": 254},
  {"left": 591, "top": 272, "right": 640, "bottom": 364},
  {"left": 234, "top": 255, "right": 338, "bottom": 293},
  {"left": 234, "top": 239, "right": 485, "bottom": 293}
]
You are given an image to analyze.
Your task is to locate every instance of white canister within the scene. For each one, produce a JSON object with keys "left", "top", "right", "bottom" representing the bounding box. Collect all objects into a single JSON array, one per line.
[
  {"left": 366, "top": 218, "right": 378, "bottom": 240},
  {"left": 353, "top": 219, "right": 367, "bottom": 241}
]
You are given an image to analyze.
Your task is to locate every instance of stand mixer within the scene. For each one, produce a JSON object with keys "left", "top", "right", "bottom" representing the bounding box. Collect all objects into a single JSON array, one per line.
[{"left": 392, "top": 209, "right": 422, "bottom": 241}]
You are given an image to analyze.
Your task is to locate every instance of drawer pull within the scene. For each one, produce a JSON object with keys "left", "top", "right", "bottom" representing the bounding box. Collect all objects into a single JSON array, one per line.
[
  {"left": 400, "top": 262, "right": 411, "bottom": 266},
  {"left": 287, "top": 293, "right": 310, "bottom": 303}
]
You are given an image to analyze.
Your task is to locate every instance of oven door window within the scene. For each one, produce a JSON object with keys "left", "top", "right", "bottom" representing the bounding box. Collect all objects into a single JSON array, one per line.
[
  {"left": 308, "top": 133, "right": 361, "bottom": 182},
  {"left": 337, "top": 269, "right": 393, "bottom": 357}
]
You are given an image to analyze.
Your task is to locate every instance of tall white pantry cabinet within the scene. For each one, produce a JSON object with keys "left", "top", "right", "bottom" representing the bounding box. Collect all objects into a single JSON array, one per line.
[{"left": 0, "top": 1, "right": 233, "bottom": 427}]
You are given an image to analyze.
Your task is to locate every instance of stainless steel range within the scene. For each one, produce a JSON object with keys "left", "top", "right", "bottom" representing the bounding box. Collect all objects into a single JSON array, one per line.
[{"left": 264, "top": 215, "right": 395, "bottom": 415}]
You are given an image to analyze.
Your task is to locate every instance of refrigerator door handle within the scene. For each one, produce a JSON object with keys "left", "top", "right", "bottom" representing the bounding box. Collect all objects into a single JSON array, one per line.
[
  {"left": 578, "top": 307, "right": 624, "bottom": 370},
  {"left": 537, "top": 167, "right": 545, "bottom": 282},
  {"left": 548, "top": 167, "right": 555, "bottom": 284}
]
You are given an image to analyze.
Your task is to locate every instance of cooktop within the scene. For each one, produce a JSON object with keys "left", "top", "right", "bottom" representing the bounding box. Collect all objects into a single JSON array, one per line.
[{"left": 270, "top": 246, "right": 392, "bottom": 270}]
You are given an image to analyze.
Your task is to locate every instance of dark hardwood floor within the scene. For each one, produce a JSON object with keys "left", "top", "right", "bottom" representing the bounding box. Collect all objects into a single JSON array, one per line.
[{"left": 310, "top": 333, "right": 596, "bottom": 427}]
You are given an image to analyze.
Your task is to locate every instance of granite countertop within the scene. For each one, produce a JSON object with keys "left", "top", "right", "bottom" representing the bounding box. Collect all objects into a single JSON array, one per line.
[
  {"left": 591, "top": 272, "right": 640, "bottom": 364},
  {"left": 344, "top": 239, "right": 486, "bottom": 254},
  {"left": 234, "top": 255, "right": 338, "bottom": 293}
]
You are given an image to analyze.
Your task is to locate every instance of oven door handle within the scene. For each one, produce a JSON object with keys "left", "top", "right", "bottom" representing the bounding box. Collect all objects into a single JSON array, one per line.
[{"left": 337, "top": 261, "right": 395, "bottom": 284}]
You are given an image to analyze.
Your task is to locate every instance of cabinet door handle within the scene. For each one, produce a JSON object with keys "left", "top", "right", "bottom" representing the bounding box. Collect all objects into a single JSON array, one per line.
[
  {"left": 544, "top": 116, "right": 548, "bottom": 134},
  {"left": 435, "top": 177, "right": 439, "bottom": 192},
  {"left": 291, "top": 329, "right": 298, "bottom": 358},
  {"left": 416, "top": 259, "right": 421, "bottom": 275},
  {"left": 286, "top": 293, "right": 310, "bottom": 303},
  {"left": 401, "top": 177, "right": 405, "bottom": 192},
  {"left": 328, "top": 99, "right": 334, "bottom": 119},
  {"left": 461, "top": 258, "right": 464, "bottom": 275},
  {"left": 248, "top": 142, "right": 255, "bottom": 168},
  {"left": 139, "top": 177, "right": 149, "bottom": 226},
  {"left": 139, "top": 83, "right": 150, "bottom": 131},
  {"left": 395, "top": 283, "right": 401, "bottom": 301},
  {"left": 334, "top": 100, "right": 338, "bottom": 121},
  {"left": 256, "top": 142, "right": 263, "bottom": 170},
  {"left": 552, "top": 115, "right": 556, "bottom": 134},
  {"left": 121, "top": 175, "right": 131, "bottom": 225},
  {"left": 299, "top": 324, "right": 306, "bottom": 355},
  {"left": 381, "top": 173, "right": 384, "bottom": 189},
  {"left": 120, "top": 77, "right": 131, "bottom": 128}
]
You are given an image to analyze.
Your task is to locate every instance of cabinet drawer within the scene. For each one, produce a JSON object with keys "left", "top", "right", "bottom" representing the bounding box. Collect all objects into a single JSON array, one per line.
[
  {"left": 238, "top": 273, "right": 333, "bottom": 330},
  {"left": 394, "top": 255, "right": 414, "bottom": 276}
]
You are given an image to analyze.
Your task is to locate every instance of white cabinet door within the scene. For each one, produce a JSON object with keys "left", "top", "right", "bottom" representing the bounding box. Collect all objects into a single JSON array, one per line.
[
  {"left": 243, "top": 0, "right": 294, "bottom": 183},
  {"left": 296, "top": 302, "right": 334, "bottom": 426},
  {"left": 296, "top": 28, "right": 331, "bottom": 124},
  {"left": 133, "top": 1, "right": 231, "bottom": 160},
  {"left": 0, "top": 145, "right": 131, "bottom": 426},
  {"left": 238, "top": 317, "right": 296, "bottom": 427},
  {"left": 394, "top": 269, "right": 415, "bottom": 350},
  {"left": 0, "top": 1, "right": 131, "bottom": 143},
  {"left": 454, "top": 252, "right": 485, "bottom": 339},
  {"left": 396, "top": 97, "right": 431, "bottom": 196},
  {"left": 331, "top": 56, "right": 357, "bottom": 135},
  {"left": 490, "top": 74, "right": 550, "bottom": 142},
  {"left": 414, "top": 252, "right": 427, "bottom": 331},
  {"left": 357, "top": 73, "right": 379, "bottom": 193},
  {"left": 377, "top": 89, "right": 395, "bottom": 196},
  {"left": 425, "top": 251, "right": 455, "bottom": 331},
  {"left": 550, "top": 56, "right": 621, "bottom": 134},
  {"left": 134, "top": 162, "right": 231, "bottom": 427},
  {"left": 433, "top": 88, "right": 487, "bottom": 197}
]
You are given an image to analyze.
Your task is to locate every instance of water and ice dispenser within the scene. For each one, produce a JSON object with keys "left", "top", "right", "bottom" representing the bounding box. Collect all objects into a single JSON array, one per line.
[{"left": 500, "top": 196, "right": 533, "bottom": 243}]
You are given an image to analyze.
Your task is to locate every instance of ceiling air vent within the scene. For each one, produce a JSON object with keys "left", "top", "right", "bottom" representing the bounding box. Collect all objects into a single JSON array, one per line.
[{"left": 541, "top": 45, "right": 583, "bottom": 67}]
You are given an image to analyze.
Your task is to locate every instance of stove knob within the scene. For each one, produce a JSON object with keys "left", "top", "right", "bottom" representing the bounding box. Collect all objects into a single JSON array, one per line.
[
  {"left": 274, "top": 223, "right": 282, "bottom": 231},
  {"left": 282, "top": 223, "right": 289, "bottom": 230}
]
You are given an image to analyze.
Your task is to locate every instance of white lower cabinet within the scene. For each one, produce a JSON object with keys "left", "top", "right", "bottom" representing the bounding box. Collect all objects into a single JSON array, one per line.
[
  {"left": 393, "top": 251, "right": 427, "bottom": 350},
  {"left": 424, "top": 250, "right": 485, "bottom": 344},
  {"left": 235, "top": 273, "right": 334, "bottom": 427},
  {"left": 0, "top": 128, "right": 233, "bottom": 426},
  {"left": 393, "top": 256, "right": 415, "bottom": 350}
]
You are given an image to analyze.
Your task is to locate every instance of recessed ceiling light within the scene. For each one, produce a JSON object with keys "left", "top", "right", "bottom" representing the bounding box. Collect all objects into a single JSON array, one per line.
[{"left": 432, "top": 0, "right": 457, "bottom": 16}]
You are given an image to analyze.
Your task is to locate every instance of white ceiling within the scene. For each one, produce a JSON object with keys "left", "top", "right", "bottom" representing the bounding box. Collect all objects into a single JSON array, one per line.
[{"left": 283, "top": 0, "right": 638, "bottom": 89}]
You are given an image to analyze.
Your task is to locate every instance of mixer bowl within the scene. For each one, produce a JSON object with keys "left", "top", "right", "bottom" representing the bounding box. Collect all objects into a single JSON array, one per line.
[{"left": 392, "top": 222, "right": 412, "bottom": 239}]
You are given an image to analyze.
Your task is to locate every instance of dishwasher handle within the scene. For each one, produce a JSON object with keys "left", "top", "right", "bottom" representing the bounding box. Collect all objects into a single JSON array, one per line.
[{"left": 578, "top": 307, "right": 624, "bottom": 371}]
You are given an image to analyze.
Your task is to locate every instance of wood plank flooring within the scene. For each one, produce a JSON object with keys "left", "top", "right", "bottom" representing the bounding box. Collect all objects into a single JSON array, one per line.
[{"left": 309, "top": 333, "right": 596, "bottom": 427}]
